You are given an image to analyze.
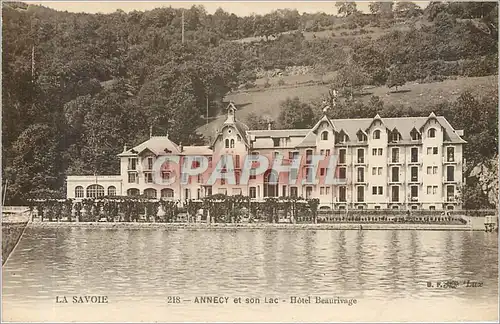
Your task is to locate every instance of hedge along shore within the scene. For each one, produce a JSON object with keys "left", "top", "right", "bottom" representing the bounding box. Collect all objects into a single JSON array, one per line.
[{"left": 27, "top": 222, "right": 478, "bottom": 231}]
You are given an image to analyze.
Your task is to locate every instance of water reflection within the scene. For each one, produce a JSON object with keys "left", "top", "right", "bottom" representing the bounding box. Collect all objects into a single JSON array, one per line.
[{"left": 2, "top": 228, "right": 498, "bottom": 307}]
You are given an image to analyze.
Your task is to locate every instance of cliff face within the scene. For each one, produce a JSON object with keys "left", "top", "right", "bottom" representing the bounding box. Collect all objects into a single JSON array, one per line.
[{"left": 471, "top": 155, "right": 499, "bottom": 207}]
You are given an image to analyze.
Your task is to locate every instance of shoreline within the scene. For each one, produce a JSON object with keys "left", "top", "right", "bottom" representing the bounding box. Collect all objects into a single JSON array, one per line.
[{"left": 27, "top": 221, "right": 479, "bottom": 231}]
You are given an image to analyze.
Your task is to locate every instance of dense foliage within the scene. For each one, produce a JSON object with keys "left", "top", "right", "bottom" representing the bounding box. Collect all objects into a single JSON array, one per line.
[{"left": 2, "top": 2, "right": 498, "bottom": 205}]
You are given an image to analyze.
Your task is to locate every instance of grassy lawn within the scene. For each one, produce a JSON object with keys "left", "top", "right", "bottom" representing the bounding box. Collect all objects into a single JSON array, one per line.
[{"left": 198, "top": 75, "right": 497, "bottom": 138}]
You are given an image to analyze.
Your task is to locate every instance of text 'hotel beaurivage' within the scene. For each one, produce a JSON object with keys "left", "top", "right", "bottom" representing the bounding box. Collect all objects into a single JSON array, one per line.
[{"left": 66, "top": 103, "right": 466, "bottom": 211}]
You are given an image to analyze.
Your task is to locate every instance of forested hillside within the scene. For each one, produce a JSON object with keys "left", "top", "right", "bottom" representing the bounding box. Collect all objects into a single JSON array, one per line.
[{"left": 2, "top": 2, "right": 498, "bottom": 204}]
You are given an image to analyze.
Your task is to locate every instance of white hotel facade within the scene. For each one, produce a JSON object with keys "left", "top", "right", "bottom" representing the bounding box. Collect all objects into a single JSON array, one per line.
[{"left": 67, "top": 103, "right": 466, "bottom": 211}]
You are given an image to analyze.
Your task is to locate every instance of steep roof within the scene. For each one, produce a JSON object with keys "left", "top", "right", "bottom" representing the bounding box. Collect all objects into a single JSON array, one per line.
[{"left": 118, "top": 136, "right": 181, "bottom": 157}]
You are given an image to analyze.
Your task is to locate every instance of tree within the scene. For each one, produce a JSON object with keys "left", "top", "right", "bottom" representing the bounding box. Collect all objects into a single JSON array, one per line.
[
  {"left": 245, "top": 112, "right": 270, "bottom": 130},
  {"left": 394, "top": 1, "right": 423, "bottom": 18},
  {"left": 277, "top": 97, "right": 315, "bottom": 129},
  {"left": 335, "top": 1, "right": 358, "bottom": 17},
  {"left": 386, "top": 64, "right": 406, "bottom": 91},
  {"left": 331, "top": 63, "right": 369, "bottom": 99}
]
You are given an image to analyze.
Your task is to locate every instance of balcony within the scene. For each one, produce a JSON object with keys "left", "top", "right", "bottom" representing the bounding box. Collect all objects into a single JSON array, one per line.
[
  {"left": 410, "top": 196, "right": 419, "bottom": 202},
  {"left": 444, "top": 177, "right": 458, "bottom": 184},
  {"left": 443, "top": 157, "right": 458, "bottom": 164},
  {"left": 409, "top": 177, "right": 421, "bottom": 184},
  {"left": 388, "top": 159, "right": 403, "bottom": 165},
  {"left": 408, "top": 157, "right": 421, "bottom": 165},
  {"left": 446, "top": 196, "right": 456, "bottom": 202},
  {"left": 354, "top": 158, "right": 366, "bottom": 166},
  {"left": 389, "top": 178, "right": 403, "bottom": 184}
]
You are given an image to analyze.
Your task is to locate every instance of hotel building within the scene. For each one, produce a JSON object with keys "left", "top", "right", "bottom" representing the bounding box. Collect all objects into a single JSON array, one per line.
[{"left": 66, "top": 103, "right": 466, "bottom": 211}]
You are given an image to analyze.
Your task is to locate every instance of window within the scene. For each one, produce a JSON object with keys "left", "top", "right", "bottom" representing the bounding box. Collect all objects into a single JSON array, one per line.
[
  {"left": 320, "top": 149, "right": 324, "bottom": 156},
  {"left": 390, "top": 131, "right": 400, "bottom": 142},
  {"left": 325, "top": 149, "right": 330, "bottom": 156},
  {"left": 221, "top": 177, "right": 226, "bottom": 185},
  {"left": 290, "top": 187, "right": 298, "bottom": 198},
  {"left": 250, "top": 169, "right": 256, "bottom": 180},
  {"left": 357, "top": 132, "right": 366, "bottom": 142},
  {"left": 357, "top": 168, "right": 364, "bottom": 182},
  {"left": 433, "top": 147, "right": 438, "bottom": 155},
  {"left": 326, "top": 187, "right": 330, "bottom": 195},
  {"left": 273, "top": 138, "right": 280, "bottom": 147},
  {"left": 185, "top": 188, "right": 190, "bottom": 200},
  {"left": 250, "top": 187, "right": 257, "bottom": 198},
  {"left": 144, "top": 188, "right": 157, "bottom": 198},
  {"left": 206, "top": 187, "right": 212, "bottom": 197},
  {"left": 225, "top": 139, "right": 229, "bottom": 148},
  {"left": 107, "top": 186, "right": 116, "bottom": 196},
  {"left": 128, "top": 158, "right": 137, "bottom": 170},
  {"left": 305, "top": 186, "right": 313, "bottom": 199},
  {"left": 427, "top": 186, "right": 432, "bottom": 194},
  {"left": 372, "top": 148, "right": 377, "bottom": 155},
  {"left": 339, "top": 186, "right": 347, "bottom": 202},
  {"left": 127, "top": 188, "right": 140, "bottom": 196},
  {"left": 429, "top": 206, "right": 436, "bottom": 211},
  {"left": 447, "top": 147, "right": 455, "bottom": 162},
  {"left": 338, "top": 167, "right": 347, "bottom": 180},
  {"left": 339, "top": 149, "right": 346, "bottom": 164},
  {"left": 427, "top": 166, "right": 432, "bottom": 174},
  {"left": 391, "top": 186, "right": 399, "bottom": 202},
  {"left": 128, "top": 172, "right": 138, "bottom": 183},
  {"left": 230, "top": 139, "right": 235, "bottom": 148},
  {"left": 391, "top": 167, "right": 399, "bottom": 182},
  {"left": 378, "top": 148, "right": 383, "bottom": 155},
  {"left": 411, "top": 167, "right": 418, "bottom": 182},
  {"left": 357, "top": 186, "right": 364, "bottom": 202},
  {"left": 86, "top": 184, "right": 105, "bottom": 198},
  {"left": 375, "top": 206, "right": 381, "bottom": 210},
  {"left": 433, "top": 166, "right": 438, "bottom": 174},
  {"left": 75, "top": 186, "right": 84, "bottom": 198},
  {"left": 411, "top": 148, "right": 418, "bottom": 162},
  {"left": 147, "top": 157, "right": 154, "bottom": 170},
  {"left": 235, "top": 171, "right": 241, "bottom": 185},
  {"left": 378, "top": 167, "right": 382, "bottom": 175},
  {"left": 357, "top": 149, "right": 364, "bottom": 163},
  {"left": 410, "top": 186, "right": 418, "bottom": 199},
  {"left": 447, "top": 166, "right": 454, "bottom": 181},
  {"left": 428, "top": 128, "right": 436, "bottom": 138},
  {"left": 235, "top": 155, "right": 240, "bottom": 168},
  {"left": 161, "top": 188, "right": 174, "bottom": 198},
  {"left": 391, "top": 148, "right": 399, "bottom": 163},
  {"left": 145, "top": 172, "right": 153, "bottom": 183},
  {"left": 410, "top": 128, "right": 421, "bottom": 141},
  {"left": 372, "top": 186, "right": 383, "bottom": 195},
  {"left": 338, "top": 205, "right": 346, "bottom": 210},
  {"left": 320, "top": 168, "right": 325, "bottom": 176},
  {"left": 197, "top": 188, "right": 202, "bottom": 199},
  {"left": 320, "top": 187, "right": 325, "bottom": 195},
  {"left": 290, "top": 168, "right": 298, "bottom": 181},
  {"left": 447, "top": 185, "right": 454, "bottom": 201},
  {"left": 304, "top": 167, "right": 314, "bottom": 182},
  {"left": 282, "top": 185, "right": 287, "bottom": 197},
  {"left": 372, "top": 167, "right": 377, "bottom": 175},
  {"left": 264, "top": 170, "right": 279, "bottom": 197},
  {"left": 305, "top": 149, "right": 313, "bottom": 164},
  {"left": 237, "top": 134, "right": 242, "bottom": 142},
  {"left": 373, "top": 130, "right": 381, "bottom": 139},
  {"left": 197, "top": 174, "right": 203, "bottom": 184},
  {"left": 321, "top": 131, "right": 328, "bottom": 140},
  {"left": 433, "top": 186, "right": 437, "bottom": 194}
]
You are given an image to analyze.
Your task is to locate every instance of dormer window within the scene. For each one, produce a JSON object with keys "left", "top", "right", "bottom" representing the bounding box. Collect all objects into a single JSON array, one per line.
[
  {"left": 230, "top": 139, "right": 235, "bottom": 148},
  {"left": 225, "top": 139, "right": 230, "bottom": 148},
  {"left": 273, "top": 138, "right": 280, "bottom": 147},
  {"left": 373, "top": 130, "right": 381, "bottom": 139},
  {"left": 410, "top": 128, "right": 421, "bottom": 141},
  {"left": 357, "top": 131, "right": 367, "bottom": 142},
  {"left": 428, "top": 128, "right": 436, "bottom": 138},
  {"left": 390, "top": 131, "right": 401, "bottom": 143},
  {"left": 321, "top": 131, "right": 328, "bottom": 140},
  {"left": 237, "top": 134, "right": 242, "bottom": 142}
]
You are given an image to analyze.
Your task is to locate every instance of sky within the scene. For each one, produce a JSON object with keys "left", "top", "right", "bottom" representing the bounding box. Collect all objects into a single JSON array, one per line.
[{"left": 24, "top": 1, "right": 430, "bottom": 16}]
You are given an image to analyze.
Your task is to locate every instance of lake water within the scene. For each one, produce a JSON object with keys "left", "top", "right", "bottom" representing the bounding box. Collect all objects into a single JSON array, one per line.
[{"left": 2, "top": 227, "right": 498, "bottom": 322}]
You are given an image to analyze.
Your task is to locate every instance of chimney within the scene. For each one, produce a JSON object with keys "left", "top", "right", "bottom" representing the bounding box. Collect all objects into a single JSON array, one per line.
[
  {"left": 123, "top": 144, "right": 127, "bottom": 152},
  {"left": 149, "top": 125, "right": 153, "bottom": 138},
  {"left": 268, "top": 122, "right": 272, "bottom": 130},
  {"left": 166, "top": 131, "right": 169, "bottom": 139},
  {"left": 179, "top": 142, "right": 184, "bottom": 152}
]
